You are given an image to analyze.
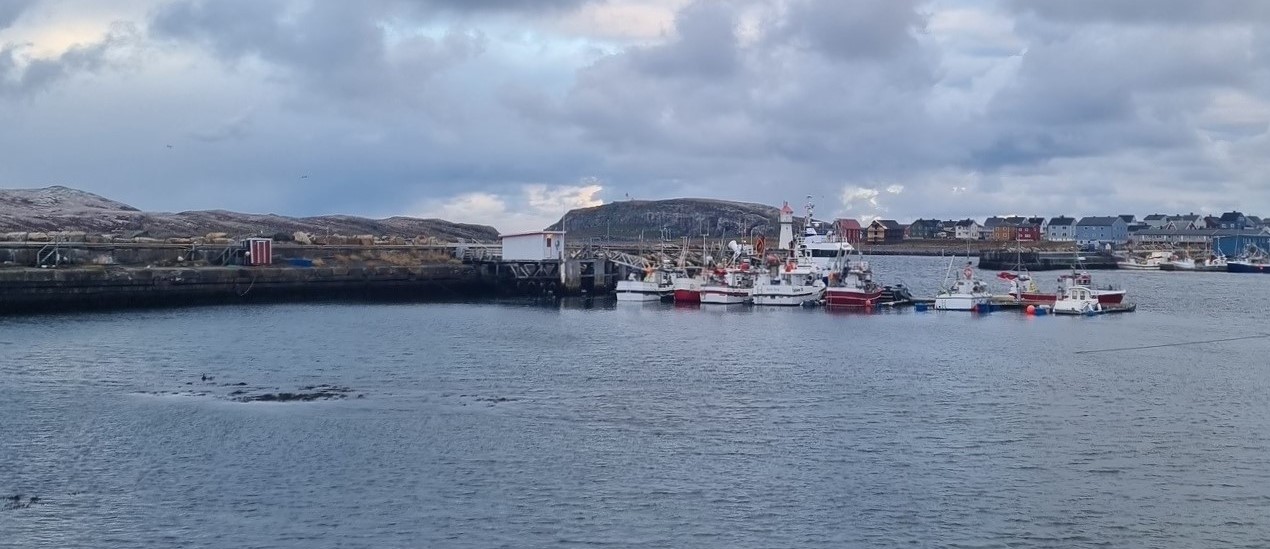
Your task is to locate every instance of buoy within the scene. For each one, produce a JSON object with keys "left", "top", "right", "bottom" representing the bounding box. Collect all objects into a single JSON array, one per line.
[{"left": 1026, "top": 304, "right": 1036, "bottom": 315}]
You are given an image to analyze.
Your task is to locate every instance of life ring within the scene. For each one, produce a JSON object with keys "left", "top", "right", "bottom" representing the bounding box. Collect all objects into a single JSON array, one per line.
[
  {"left": 785, "top": 261, "right": 795, "bottom": 272},
  {"left": 963, "top": 266, "right": 973, "bottom": 280}
]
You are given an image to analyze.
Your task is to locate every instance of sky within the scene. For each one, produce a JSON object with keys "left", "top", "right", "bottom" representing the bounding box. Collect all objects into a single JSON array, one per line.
[{"left": 2, "top": 0, "right": 1269, "bottom": 232}]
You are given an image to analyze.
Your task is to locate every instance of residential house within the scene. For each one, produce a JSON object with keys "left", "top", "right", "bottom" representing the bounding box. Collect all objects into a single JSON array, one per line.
[
  {"left": 1075, "top": 216, "right": 1129, "bottom": 246},
  {"left": 1142, "top": 214, "right": 1168, "bottom": 229},
  {"left": 1217, "top": 211, "right": 1251, "bottom": 230},
  {"left": 1203, "top": 215, "right": 1221, "bottom": 229},
  {"left": 981, "top": 217, "right": 1005, "bottom": 240},
  {"left": 1118, "top": 214, "right": 1136, "bottom": 225},
  {"left": 1248, "top": 216, "right": 1264, "bottom": 228},
  {"left": 1046, "top": 216, "right": 1077, "bottom": 241},
  {"left": 934, "top": 220, "right": 958, "bottom": 239},
  {"left": 833, "top": 218, "right": 864, "bottom": 244},
  {"left": 867, "top": 220, "right": 905, "bottom": 244},
  {"left": 905, "top": 219, "right": 942, "bottom": 240},
  {"left": 1016, "top": 222, "right": 1042, "bottom": 242},
  {"left": 992, "top": 221, "right": 1019, "bottom": 241},
  {"left": 954, "top": 219, "right": 982, "bottom": 240},
  {"left": 1165, "top": 214, "right": 1202, "bottom": 230}
]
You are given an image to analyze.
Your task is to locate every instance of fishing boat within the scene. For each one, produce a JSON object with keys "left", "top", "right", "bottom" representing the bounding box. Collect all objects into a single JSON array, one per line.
[
  {"left": 1052, "top": 285, "right": 1103, "bottom": 315},
  {"left": 1001, "top": 268, "right": 1126, "bottom": 305},
  {"left": 615, "top": 265, "right": 675, "bottom": 301},
  {"left": 701, "top": 266, "right": 755, "bottom": 305},
  {"left": 824, "top": 258, "right": 883, "bottom": 308},
  {"left": 1116, "top": 251, "right": 1169, "bottom": 270},
  {"left": 751, "top": 198, "right": 825, "bottom": 306},
  {"left": 935, "top": 261, "right": 991, "bottom": 311},
  {"left": 1228, "top": 258, "right": 1270, "bottom": 273},
  {"left": 671, "top": 275, "right": 703, "bottom": 303}
]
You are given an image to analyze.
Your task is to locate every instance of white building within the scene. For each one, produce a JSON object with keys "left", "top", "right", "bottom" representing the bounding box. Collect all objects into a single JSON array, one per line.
[
  {"left": 954, "top": 219, "right": 981, "bottom": 240},
  {"left": 778, "top": 201, "right": 795, "bottom": 251},
  {"left": 500, "top": 231, "right": 565, "bottom": 261}
]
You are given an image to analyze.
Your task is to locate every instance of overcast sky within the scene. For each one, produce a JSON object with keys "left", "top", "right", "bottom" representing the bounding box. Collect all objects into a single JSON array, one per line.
[{"left": 2, "top": 0, "right": 1269, "bottom": 231}]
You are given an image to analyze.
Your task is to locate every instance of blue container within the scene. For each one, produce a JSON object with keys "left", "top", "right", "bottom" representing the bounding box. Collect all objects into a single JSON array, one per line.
[{"left": 286, "top": 258, "right": 315, "bottom": 268}]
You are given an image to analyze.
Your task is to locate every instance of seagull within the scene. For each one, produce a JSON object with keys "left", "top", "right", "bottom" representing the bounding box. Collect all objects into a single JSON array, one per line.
[
  {"left": 300, "top": 175, "right": 309, "bottom": 179},
  {"left": 165, "top": 144, "right": 173, "bottom": 149}
]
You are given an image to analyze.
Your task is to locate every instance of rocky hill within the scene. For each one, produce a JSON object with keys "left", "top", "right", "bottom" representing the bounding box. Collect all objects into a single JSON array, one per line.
[
  {"left": 547, "top": 198, "right": 797, "bottom": 241},
  {"left": 0, "top": 186, "right": 499, "bottom": 242}
]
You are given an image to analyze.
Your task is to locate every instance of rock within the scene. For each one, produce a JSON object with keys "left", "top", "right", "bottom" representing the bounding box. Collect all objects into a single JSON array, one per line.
[
  {"left": 355, "top": 235, "right": 375, "bottom": 246},
  {"left": 166, "top": 237, "right": 193, "bottom": 244},
  {"left": 206, "top": 232, "right": 229, "bottom": 240},
  {"left": 293, "top": 231, "right": 313, "bottom": 245},
  {"left": 26, "top": 232, "right": 49, "bottom": 242}
]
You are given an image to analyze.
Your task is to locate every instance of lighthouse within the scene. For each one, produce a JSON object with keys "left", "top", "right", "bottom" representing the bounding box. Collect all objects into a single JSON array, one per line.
[{"left": 779, "top": 201, "right": 795, "bottom": 252}]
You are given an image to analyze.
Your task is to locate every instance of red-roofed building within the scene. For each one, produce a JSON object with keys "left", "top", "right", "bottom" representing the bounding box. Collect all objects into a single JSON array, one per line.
[{"left": 834, "top": 218, "right": 863, "bottom": 244}]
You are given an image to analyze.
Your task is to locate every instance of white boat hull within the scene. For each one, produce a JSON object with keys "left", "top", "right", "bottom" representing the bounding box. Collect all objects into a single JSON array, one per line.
[
  {"left": 700, "top": 287, "right": 750, "bottom": 304},
  {"left": 615, "top": 280, "right": 670, "bottom": 302},
  {"left": 1117, "top": 262, "right": 1160, "bottom": 271},
  {"left": 934, "top": 293, "right": 991, "bottom": 311},
  {"left": 750, "top": 286, "right": 823, "bottom": 306}
]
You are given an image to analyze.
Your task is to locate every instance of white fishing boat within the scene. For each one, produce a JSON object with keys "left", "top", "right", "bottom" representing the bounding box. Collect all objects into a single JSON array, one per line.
[
  {"left": 615, "top": 266, "right": 675, "bottom": 302},
  {"left": 1052, "top": 285, "right": 1103, "bottom": 315},
  {"left": 1117, "top": 251, "right": 1169, "bottom": 270},
  {"left": 750, "top": 197, "right": 825, "bottom": 306},
  {"left": 934, "top": 261, "right": 991, "bottom": 311},
  {"left": 700, "top": 242, "right": 756, "bottom": 305},
  {"left": 700, "top": 266, "right": 755, "bottom": 304}
]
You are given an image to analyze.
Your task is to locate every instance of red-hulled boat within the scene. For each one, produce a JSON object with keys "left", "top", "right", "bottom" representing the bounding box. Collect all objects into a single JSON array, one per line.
[
  {"left": 672, "top": 275, "right": 702, "bottom": 303},
  {"left": 824, "top": 259, "right": 884, "bottom": 308},
  {"left": 1000, "top": 270, "right": 1125, "bottom": 305}
]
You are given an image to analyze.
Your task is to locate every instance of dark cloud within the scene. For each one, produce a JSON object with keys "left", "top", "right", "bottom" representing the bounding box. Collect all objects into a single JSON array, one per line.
[
  {"left": 1008, "top": 0, "right": 1270, "bottom": 25},
  {"left": 3, "top": 0, "right": 1270, "bottom": 225},
  {"left": 0, "top": 0, "right": 36, "bottom": 29},
  {"left": 0, "top": 26, "right": 135, "bottom": 98},
  {"left": 770, "top": 0, "right": 926, "bottom": 61},
  {"left": 150, "top": 1, "right": 486, "bottom": 106}
]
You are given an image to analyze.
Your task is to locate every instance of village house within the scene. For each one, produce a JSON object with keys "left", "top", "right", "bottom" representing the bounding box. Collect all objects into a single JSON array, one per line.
[
  {"left": 904, "top": 219, "right": 942, "bottom": 240},
  {"left": 1046, "top": 216, "right": 1077, "bottom": 241},
  {"left": 954, "top": 219, "right": 982, "bottom": 240},
  {"left": 867, "top": 220, "right": 905, "bottom": 244},
  {"left": 833, "top": 218, "right": 864, "bottom": 244},
  {"left": 1076, "top": 216, "right": 1129, "bottom": 246}
]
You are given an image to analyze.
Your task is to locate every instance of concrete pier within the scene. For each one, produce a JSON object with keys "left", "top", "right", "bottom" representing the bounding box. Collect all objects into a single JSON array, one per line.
[{"left": 0, "top": 264, "right": 489, "bottom": 314}]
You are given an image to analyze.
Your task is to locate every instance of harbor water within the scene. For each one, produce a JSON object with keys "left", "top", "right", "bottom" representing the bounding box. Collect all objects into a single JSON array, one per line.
[{"left": 3, "top": 256, "right": 1269, "bottom": 547}]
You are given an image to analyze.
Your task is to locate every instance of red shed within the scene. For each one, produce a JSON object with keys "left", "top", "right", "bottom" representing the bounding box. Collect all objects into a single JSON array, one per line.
[{"left": 246, "top": 238, "right": 273, "bottom": 266}]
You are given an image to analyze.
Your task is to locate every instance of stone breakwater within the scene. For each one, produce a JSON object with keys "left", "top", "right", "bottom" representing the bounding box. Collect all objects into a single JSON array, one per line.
[{"left": 0, "top": 264, "right": 492, "bottom": 314}]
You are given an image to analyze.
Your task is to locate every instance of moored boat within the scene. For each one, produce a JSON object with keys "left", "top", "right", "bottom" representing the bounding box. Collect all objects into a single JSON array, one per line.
[
  {"left": 700, "top": 266, "right": 755, "bottom": 304},
  {"left": 1228, "top": 259, "right": 1270, "bottom": 273},
  {"left": 1117, "top": 251, "right": 1169, "bottom": 270},
  {"left": 750, "top": 197, "right": 825, "bottom": 306},
  {"left": 615, "top": 267, "right": 675, "bottom": 302},
  {"left": 1052, "top": 285, "right": 1103, "bottom": 315},
  {"left": 672, "top": 275, "right": 703, "bottom": 303},
  {"left": 1002, "top": 268, "right": 1125, "bottom": 305},
  {"left": 824, "top": 258, "right": 883, "bottom": 308},
  {"left": 935, "top": 261, "right": 991, "bottom": 311}
]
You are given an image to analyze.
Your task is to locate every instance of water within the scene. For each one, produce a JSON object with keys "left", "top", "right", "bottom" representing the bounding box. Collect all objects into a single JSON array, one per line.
[{"left": 3, "top": 256, "right": 1269, "bottom": 548}]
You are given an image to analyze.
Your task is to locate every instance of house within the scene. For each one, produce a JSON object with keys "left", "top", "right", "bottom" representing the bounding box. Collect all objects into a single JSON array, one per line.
[
  {"left": 935, "top": 220, "right": 958, "bottom": 239},
  {"left": 867, "top": 220, "right": 905, "bottom": 244},
  {"left": 1217, "top": 211, "right": 1250, "bottom": 230},
  {"left": 1248, "top": 216, "right": 1264, "bottom": 228},
  {"left": 954, "top": 219, "right": 982, "bottom": 240},
  {"left": 981, "top": 217, "right": 1005, "bottom": 240},
  {"left": 905, "top": 219, "right": 941, "bottom": 240},
  {"left": 1166, "top": 214, "right": 1202, "bottom": 230},
  {"left": 1118, "top": 214, "right": 1136, "bottom": 225},
  {"left": 833, "top": 219, "right": 864, "bottom": 244},
  {"left": 500, "top": 231, "right": 565, "bottom": 261},
  {"left": 1016, "top": 222, "right": 1042, "bottom": 242},
  {"left": 1143, "top": 214, "right": 1168, "bottom": 229},
  {"left": 1203, "top": 215, "right": 1221, "bottom": 229},
  {"left": 1075, "top": 216, "right": 1129, "bottom": 246},
  {"left": 1127, "top": 222, "right": 1151, "bottom": 234},
  {"left": 1046, "top": 216, "right": 1077, "bottom": 241},
  {"left": 992, "top": 221, "right": 1019, "bottom": 241}
]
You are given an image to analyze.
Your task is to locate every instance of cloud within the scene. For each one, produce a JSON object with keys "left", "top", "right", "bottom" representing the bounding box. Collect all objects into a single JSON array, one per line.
[
  {"left": 2, "top": 0, "right": 1270, "bottom": 226},
  {"left": 416, "top": 182, "right": 605, "bottom": 233},
  {"left": 0, "top": 0, "right": 36, "bottom": 30}
]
